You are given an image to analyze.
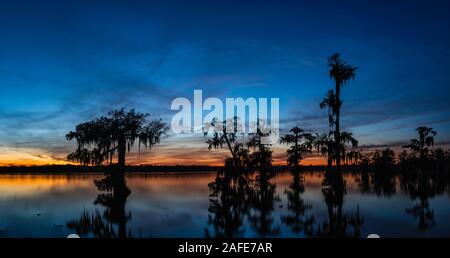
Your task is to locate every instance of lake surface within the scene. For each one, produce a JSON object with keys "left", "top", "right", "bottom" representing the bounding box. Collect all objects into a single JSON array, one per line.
[{"left": 0, "top": 171, "right": 449, "bottom": 238}]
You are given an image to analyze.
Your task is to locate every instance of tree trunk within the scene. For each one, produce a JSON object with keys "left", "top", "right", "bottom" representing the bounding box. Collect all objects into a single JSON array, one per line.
[
  {"left": 115, "top": 134, "right": 128, "bottom": 191},
  {"left": 335, "top": 81, "right": 341, "bottom": 172},
  {"left": 118, "top": 136, "right": 126, "bottom": 169},
  {"left": 223, "top": 134, "right": 238, "bottom": 168}
]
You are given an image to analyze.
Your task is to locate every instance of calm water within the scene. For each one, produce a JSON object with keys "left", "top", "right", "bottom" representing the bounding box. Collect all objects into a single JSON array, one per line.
[{"left": 0, "top": 171, "right": 449, "bottom": 238}]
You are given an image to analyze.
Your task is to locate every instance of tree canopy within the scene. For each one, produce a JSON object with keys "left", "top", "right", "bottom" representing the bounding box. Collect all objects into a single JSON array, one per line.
[{"left": 66, "top": 109, "right": 168, "bottom": 166}]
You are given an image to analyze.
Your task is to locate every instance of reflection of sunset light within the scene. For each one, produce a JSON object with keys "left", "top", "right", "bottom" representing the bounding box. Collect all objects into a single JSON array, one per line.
[{"left": 0, "top": 175, "right": 95, "bottom": 198}]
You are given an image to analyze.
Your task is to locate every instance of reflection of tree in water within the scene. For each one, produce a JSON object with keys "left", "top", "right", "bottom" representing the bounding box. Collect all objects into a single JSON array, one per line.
[
  {"left": 399, "top": 169, "right": 450, "bottom": 231},
  {"left": 247, "top": 170, "right": 280, "bottom": 237},
  {"left": 67, "top": 167, "right": 131, "bottom": 238},
  {"left": 206, "top": 169, "right": 280, "bottom": 238},
  {"left": 354, "top": 169, "right": 397, "bottom": 197},
  {"left": 205, "top": 173, "right": 250, "bottom": 238},
  {"left": 206, "top": 169, "right": 367, "bottom": 238},
  {"left": 405, "top": 199, "right": 434, "bottom": 232},
  {"left": 371, "top": 171, "right": 397, "bottom": 197},
  {"left": 281, "top": 170, "right": 314, "bottom": 235},
  {"left": 315, "top": 171, "right": 364, "bottom": 237}
]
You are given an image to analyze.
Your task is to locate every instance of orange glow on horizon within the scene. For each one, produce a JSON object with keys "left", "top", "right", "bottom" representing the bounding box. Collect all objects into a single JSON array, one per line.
[
  {"left": 0, "top": 156, "right": 328, "bottom": 167},
  {"left": 0, "top": 145, "right": 330, "bottom": 167}
]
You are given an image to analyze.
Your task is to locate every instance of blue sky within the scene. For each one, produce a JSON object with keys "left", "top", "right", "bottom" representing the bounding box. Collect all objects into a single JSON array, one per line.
[{"left": 0, "top": 0, "right": 449, "bottom": 165}]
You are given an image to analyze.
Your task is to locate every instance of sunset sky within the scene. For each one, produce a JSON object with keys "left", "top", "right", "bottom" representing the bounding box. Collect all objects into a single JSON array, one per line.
[{"left": 1, "top": 0, "right": 450, "bottom": 166}]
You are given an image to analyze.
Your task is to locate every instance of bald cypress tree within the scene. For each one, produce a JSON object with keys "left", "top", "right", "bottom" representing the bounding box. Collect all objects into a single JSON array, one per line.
[{"left": 66, "top": 108, "right": 168, "bottom": 170}]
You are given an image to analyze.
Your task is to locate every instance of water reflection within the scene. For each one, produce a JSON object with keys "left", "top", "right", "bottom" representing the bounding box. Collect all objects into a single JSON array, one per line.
[
  {"left": 354, "top": 169, "right": 397, "bottom": 197},
  {"left": 400, "top": 169, "right": 450, "bottom": 232},
  {"left": 67, "top": 167, "right": 131, "bottom": 238},
  {"left": 206, "top": 169, "right": 367, "bottom": 238},
  {"left": 205, "top": 174, "right": 249, "bottom": 238},
  {"left": 247, "top": 171, "right": 280, "bottom": 237},
  {"left": 0, "top": 170, "right": 449, "bottom": 237},
  {"left": 281, "top": 170, "right": 314, "bottom": 235},
  {"left": 353, "top": 167, "right": 450, "bottom": 233},
  {"left": 315, "top": 170, "right": 363, "bottom": 237},
  {"left": 206, "top": 168, "right": 280, "bottom": 238}
]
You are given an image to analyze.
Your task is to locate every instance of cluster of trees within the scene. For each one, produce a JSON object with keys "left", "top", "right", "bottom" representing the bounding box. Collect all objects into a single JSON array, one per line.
[
  {"left": 204, "top": 117, "right": 275, "bottom": 178},
  {"left": 279, "top": 125, "right": 448, "bottom": 172},
  {"left": 201, "top": 53, "right": 449, "bottom": 176},
  {"left": 65, "top": 54, "right": 449, "bottom": 180},
  {"left": 347, "top": 126, "right": 448, "bottom": 173},
  {"left": 278, "top": 54, "right": 448, "bottom": 173},
  {"left": 204, "top": 53, "right": 360, "bottom": 174},
  {"left": 62, "top": 53, "right": 449, "bottom": 239}
]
